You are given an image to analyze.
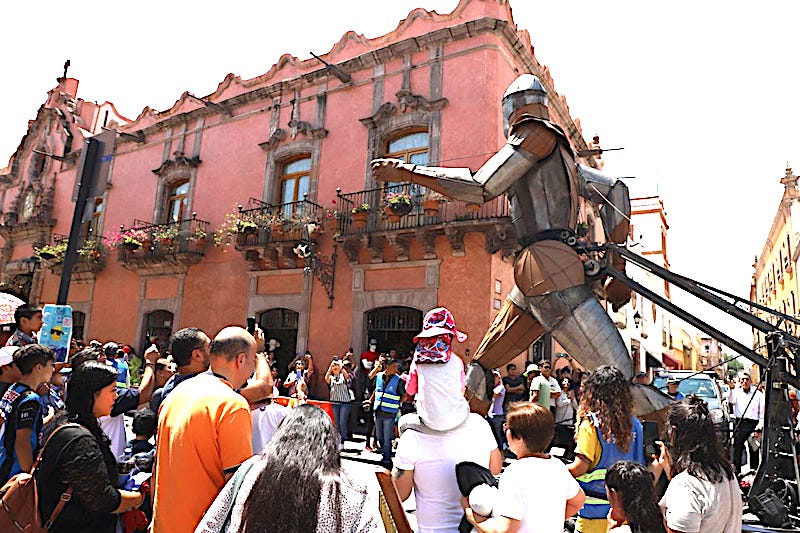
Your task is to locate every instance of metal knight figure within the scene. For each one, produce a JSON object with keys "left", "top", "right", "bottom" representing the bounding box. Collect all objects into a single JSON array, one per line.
[{"left": 372, "top": 74, "right": 669, "bottom": 418}]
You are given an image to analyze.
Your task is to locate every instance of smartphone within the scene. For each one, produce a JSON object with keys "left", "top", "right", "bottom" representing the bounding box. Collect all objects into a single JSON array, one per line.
[
  {"left": 333, "top": 356, "right": 340, "bottom": 361},
  {"left": 246, "top": 317, "right": 256, "bottom": 335}
]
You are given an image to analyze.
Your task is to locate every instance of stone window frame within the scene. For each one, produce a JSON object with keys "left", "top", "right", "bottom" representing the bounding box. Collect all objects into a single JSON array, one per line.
[
  {"left": 262, "top": 141, "right": 321, "bottom": 206},
  {"left": 153, "top": 168, "right": 197, "bottom": 224},
  {"left": 363, "top": 109, "right": 442, "bottom": 190},
  {"left": 246, "top": 271, "right": 312, "bottom": 354},
  {"left": 275, "top": 154, "right": 314, "bottom": 208}
]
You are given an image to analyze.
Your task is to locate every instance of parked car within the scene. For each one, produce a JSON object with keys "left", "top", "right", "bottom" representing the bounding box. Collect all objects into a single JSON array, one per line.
[{"left": 653, "top": 370, "right": 730, "bottom": 450}]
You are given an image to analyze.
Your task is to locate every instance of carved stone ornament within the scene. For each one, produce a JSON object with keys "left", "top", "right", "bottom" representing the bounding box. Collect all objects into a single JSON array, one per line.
[
  {"left": 152, "top": 151, "right": 201, "bottom": 177},
  {"left": 395, "top": 90, "right": 448, "bottom": 113},
  {"left": 359, "top": 102, "right": 397, "bottom": 129},
  {"left": 258, "top": 128, "right": 286, "bottom": 151}
]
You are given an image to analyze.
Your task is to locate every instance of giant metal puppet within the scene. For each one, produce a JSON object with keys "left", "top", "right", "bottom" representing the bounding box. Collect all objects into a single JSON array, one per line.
[{"left": 372, "top": 74, "right": 669, "bottom": 417}]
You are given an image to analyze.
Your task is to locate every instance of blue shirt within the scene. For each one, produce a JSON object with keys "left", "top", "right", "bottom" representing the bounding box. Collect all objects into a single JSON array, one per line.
[
  {"left": 112, "top": 359, "right": 129, "bottom": 387},
  {"left": 0, "top": 383, "right": 43, "bottom": 481}
]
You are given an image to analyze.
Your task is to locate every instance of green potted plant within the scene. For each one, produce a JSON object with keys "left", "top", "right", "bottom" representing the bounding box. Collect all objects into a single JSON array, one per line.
[
  {"left": 77, "top": 238, "right": 109, "bottom": 263},
  {"left": 190, "top": 227, "right": 208, "bottom": 248},
  {"left": 422, "top": 191, "right": 445, "bottom": 217},
  {"left": 236, "top": 219, "right": 257, "bottom": 234},
  {"left": 384, "top": 192, "right": 413, "bottom": 221},
  {"left": 34, "top": 242, "right": 67, "bottom": 263},
  {"left": 154, "top": 226, "right": 179, "bottom": 248},
  {"left": 351, "top": 203, "right": 370, "bottom": 230}
]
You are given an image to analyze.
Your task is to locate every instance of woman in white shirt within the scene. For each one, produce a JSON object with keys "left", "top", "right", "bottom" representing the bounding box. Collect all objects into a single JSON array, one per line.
[
  {"left": 466, "top": 402, "right": 585, "bottom": 533},
  {"left": 651, "top": 396, "right": 742, "bottom": 533}
]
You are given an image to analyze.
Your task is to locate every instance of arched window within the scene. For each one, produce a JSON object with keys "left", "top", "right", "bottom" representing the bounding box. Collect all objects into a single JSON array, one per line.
[
  {"left": 166, "top": 181, "right": 190, "bottom": 223},
  {"left": 72, "top": 311, "right": 86, "bottom": 343},
  {"left": 278, "top": 157, "right": 311, "bottom": 217},
  {"left": 385, "top": 131, "right": 429, "bottom": 165},
  {"left": 382, "top": 130, "right": 430, "bottom": 200}
]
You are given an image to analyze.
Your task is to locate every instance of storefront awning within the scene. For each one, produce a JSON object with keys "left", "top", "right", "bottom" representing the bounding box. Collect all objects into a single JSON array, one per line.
[
  {"left": 662, "top": 352, "right": 683, "bottom": 370},
  {"left": 645, "top": 352, "right": 662, "bottom": 368}
]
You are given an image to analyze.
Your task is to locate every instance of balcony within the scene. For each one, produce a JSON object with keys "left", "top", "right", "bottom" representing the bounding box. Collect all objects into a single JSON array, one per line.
[
  {"left": 334, "top": 183, "right": 516, "bottom": 262},
  {"left": 233, "top": 198, "right": 325, "bottom": 270},
  {"left": 117, "top": 216, "right": 210, "bottom": 275},
  {"left": 37, "top": 233, "right": 110, "bottom": 281}
]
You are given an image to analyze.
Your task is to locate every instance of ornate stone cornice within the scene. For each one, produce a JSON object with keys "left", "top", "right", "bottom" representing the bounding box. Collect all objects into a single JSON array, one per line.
[{"left": 152, "top": 151, "right": 201, "bottom": 177}]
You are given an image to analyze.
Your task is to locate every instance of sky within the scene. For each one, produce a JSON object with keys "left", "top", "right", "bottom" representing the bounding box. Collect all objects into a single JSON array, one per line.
[{"left": 2, "top": 0, "right": 798, "bottom": 348}]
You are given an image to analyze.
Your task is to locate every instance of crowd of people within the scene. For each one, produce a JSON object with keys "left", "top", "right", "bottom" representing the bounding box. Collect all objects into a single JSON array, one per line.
[{"left": 0, "top": 303, "right": 749, "bottom": 533}]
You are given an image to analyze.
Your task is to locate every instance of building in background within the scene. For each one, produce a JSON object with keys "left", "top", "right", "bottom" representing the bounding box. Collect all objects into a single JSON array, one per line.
[
  {"left": 750, "top": 166, "right": 800, "bottom": 381},
  {"left": 0, "top": 0, "right": 615, "bottom": 392}
]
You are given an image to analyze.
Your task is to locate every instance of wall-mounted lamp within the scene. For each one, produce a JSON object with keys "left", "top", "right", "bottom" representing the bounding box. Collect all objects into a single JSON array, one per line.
[{"left": 633, "top": 311, "right": 642, "bottom": 329}]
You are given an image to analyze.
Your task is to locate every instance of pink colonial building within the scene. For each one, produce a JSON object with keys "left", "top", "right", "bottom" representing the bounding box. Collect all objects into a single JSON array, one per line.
[{"left": 0, "top": 0, "right": 605, "bottom": 387}]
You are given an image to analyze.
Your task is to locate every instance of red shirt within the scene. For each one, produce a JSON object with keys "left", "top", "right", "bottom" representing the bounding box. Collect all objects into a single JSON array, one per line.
[{"left": 361, "top": 350, "right": 379, "bottom": 363}]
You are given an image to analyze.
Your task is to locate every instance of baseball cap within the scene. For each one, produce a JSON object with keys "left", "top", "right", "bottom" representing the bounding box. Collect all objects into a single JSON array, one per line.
[
  {"left": 635, "top": 371, "right": 647, "bottom": 378},
  {"left": 369, "top": 338, "right": 378, "bottom": 346},
  {"left": 0, "top": 346, "right": 18, "bottom": 366}
]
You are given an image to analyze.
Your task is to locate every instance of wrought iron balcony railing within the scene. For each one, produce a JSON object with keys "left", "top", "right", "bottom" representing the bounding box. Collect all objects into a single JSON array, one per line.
[
  {"left": 236, "top": 196, "right": 325, "bottom": 247},
  {"left": 118, "top": 215, "right": 210, "bottom": 260},
  {"left": 334, "top": 183, "right": 510, "bottom": 235}
]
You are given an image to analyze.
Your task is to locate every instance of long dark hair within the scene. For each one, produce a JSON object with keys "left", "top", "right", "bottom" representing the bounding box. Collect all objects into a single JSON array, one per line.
[
  {"left": 242, "top": 404, "right": 345, "bottom": 533},
  {"left": 667, "top": 395, "right": 734, "bottom": 483},
  {"left": 49, "top": 361, "right": 119, "bottom": 474},
  {"left": 577, "top": 365, "right": 634, "bottom": 452},
  {"left": 606, "top": 461, "right": 666, "bottom": 533}
]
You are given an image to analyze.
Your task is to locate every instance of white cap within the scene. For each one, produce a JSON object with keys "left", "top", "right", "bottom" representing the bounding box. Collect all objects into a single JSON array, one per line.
[{"left": 0, "top": 346, "right": 18, "bottom": 366}]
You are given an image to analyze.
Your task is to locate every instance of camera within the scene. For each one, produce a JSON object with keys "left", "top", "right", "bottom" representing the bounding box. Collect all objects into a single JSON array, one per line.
[
  {"left": 333, "top": 356, "right": 339, "bottom": 361},
  {"left": 246, "top": 317, "right": 256, "bottom": 335}
]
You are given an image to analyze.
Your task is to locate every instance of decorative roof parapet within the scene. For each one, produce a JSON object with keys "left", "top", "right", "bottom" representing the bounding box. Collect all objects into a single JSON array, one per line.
[{"left": 118, "top": 0, "right": 586, "bottom": 152}]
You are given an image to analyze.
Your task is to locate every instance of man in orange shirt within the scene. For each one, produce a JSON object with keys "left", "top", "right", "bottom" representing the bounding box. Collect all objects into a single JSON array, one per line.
[{"left": 152, "top": 326, "right": 257, "bottom": 533}]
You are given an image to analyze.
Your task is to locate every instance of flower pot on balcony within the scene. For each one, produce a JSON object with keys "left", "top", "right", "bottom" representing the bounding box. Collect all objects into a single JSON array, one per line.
[
  {"left": 194, "top": 237, "right": 208, "bottom": 249},
  {"left": 466, "top": 203, "right": 481, "bottom": 214},
  {"left": 352, "top": 211, "right": 368, "bottom": 230},
  {"left": 325, "top": 218, "right": 338, "bottom": 232},
  {"left": 38, "top": 251, "right": 55, "bottom": 260},
  {"left": 161, "top": 237, "right": 174, "bottom": 249},
  {"left": 270, "top": 223, "right": 285, "bottom": 238},
  {"left": 422, "top": 199, "right": 441, "bottom": 217},
  {"left": 141, "top": 237, "right": 153, "bottom": 251},
  {"left": 122, "top": 242, "right": 140, "bottom": 251},
  {"left": 384, "top": 206, "right": 402, "bottom": 223}
]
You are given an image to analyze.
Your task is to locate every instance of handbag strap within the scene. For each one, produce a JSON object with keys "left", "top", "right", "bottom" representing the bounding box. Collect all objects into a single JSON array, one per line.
[
  {"left": 31, "top": 423, "right": 82, "bottom": 473},
  {"left": 34, "top": 423, "right": 81, "bottom": 530},
  {"left": 222, "top": 461, "right": 255, "bottom": 530},
  {"left": 43, "top": 488, "right": 73, "bottom": 529}
]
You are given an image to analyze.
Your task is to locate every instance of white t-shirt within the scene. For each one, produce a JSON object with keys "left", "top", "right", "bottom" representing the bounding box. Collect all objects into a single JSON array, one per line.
[
  {"left": 250, "top": 401, "right": 290, "bottom": 454},
  {"left": 99, "top": 414, "right": 127, "bottom": 459},
  {"left": 409, "top": 356, "right": 469, "bottom": 432},
  {"left": 660, "top": 471, "right": 742, "bottom": 533},
  {"left": 394, "top": 413, "right": 497, "bottom": 532},
  {"left": 493, "top": 456, "right": 580, "bottom": 533}
]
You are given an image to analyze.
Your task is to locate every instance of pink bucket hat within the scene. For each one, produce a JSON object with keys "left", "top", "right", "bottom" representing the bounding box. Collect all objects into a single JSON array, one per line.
[{"left": 413, "top": 307, "right": 467, "bottom": 343}]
